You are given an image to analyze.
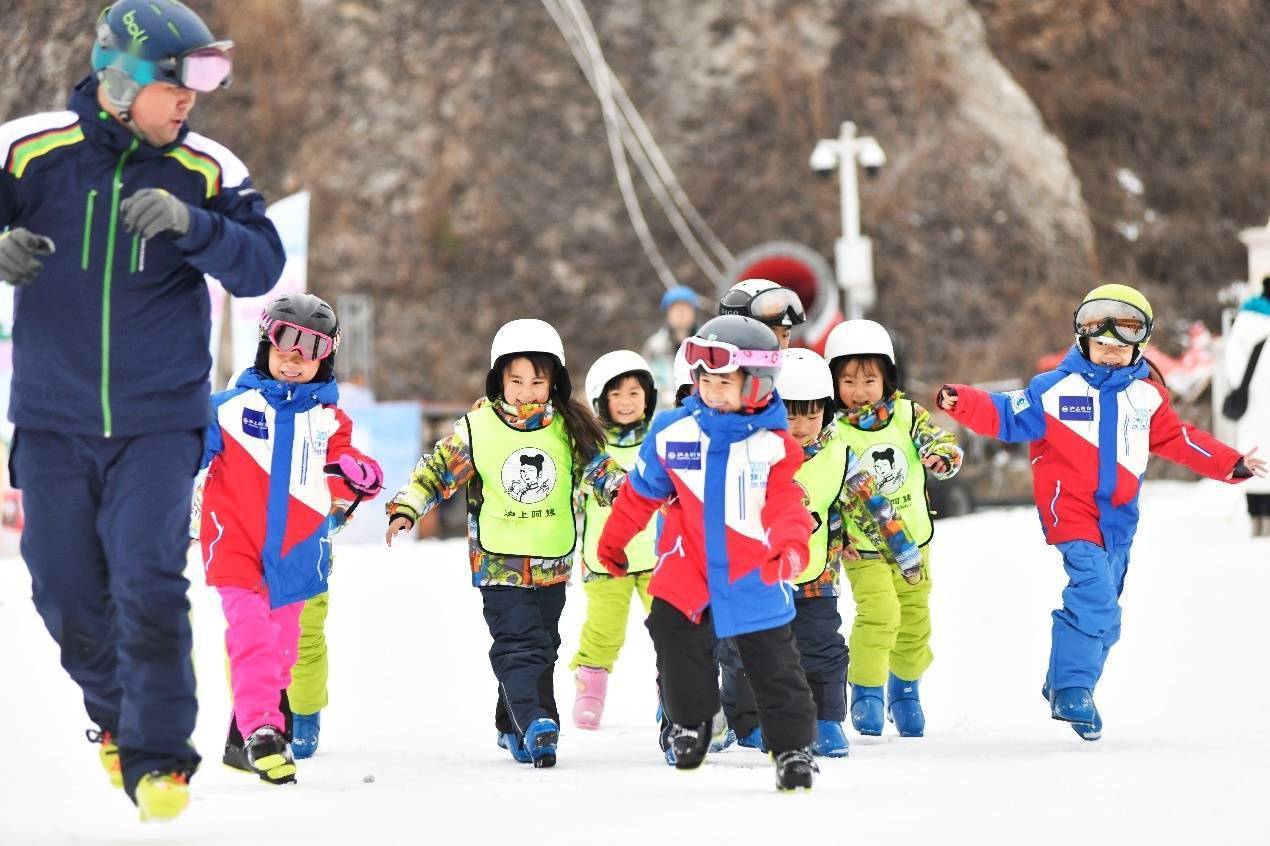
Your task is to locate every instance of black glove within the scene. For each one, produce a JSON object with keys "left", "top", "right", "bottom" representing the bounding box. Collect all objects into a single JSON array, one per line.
[
  {"left": 1232, "top": 459, "right": 1253, "bottom": 480},
  {"left": 0, "top": 228, "right": 56, "bottom": 286},
  {"left": 120, "top": 189, "right": 191, "bottom": 239}
]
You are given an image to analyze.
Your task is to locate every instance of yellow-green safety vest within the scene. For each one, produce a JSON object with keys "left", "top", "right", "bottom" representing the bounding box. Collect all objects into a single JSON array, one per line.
[
  {"left": 466, "top": 405, "right": 577, "bottom": 558},
  {"left": 835, "top": 398, "right": 934, "bottom": 550},
  {"left": 582, "top": 439, "right": 658, "bottom": 575},
  {"left": 793, "top": 434, "right": 851, "bottom": 585}
]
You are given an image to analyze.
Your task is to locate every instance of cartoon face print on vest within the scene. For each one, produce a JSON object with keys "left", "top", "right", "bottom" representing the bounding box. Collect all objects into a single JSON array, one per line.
[
  {"left": 502, "top": 448, "right": 558, "bottom": 504},
  {"left": 864, "top": 444, "right": 909, "bottom": 495}
]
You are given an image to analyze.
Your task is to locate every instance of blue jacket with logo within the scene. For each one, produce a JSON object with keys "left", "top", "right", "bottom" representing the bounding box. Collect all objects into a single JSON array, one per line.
[
  {"left": 945, "top": 346, "right": 1242, "bottom": 549},
  {"left": 0, "top": 76, "right": 284, "bottom": 437}
]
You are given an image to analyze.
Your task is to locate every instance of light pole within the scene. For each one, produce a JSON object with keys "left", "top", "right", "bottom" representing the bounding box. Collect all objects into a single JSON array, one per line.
[{"left": 810, "top": 120, "right": 886, "bottom": 319}]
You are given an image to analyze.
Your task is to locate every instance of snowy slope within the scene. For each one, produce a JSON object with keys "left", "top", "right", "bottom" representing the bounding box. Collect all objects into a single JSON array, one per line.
[{"left": 1, "top": 481, "right": 1267, "bottom": 845}]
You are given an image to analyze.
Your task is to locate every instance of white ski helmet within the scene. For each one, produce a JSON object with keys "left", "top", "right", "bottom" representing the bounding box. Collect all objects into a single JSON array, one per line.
[
  {"left": 585, "top": 350, "right": 656, "bottom": 421},
  {"left": 719, "top": 278, "right": 806, "bottom": 328},
  {"left": 489, "top": 318, "right": 565, "bottom": 368},
  {"left": 486, "top": 318, "right": 571, "bottom": 399},
  {"left": 823, "top": 319, "right": 895, "bottom": 365},
  {"left": 776, "top": 348, "right": 833, "bottom": 401},
  {"left": 673, "top": 344, "right": 693, "bottom": 390}
]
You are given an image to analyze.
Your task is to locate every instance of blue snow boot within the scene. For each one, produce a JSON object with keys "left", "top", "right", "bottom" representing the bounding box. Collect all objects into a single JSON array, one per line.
[
  {"left": 709, "top": 728, "right": 736, "bottom": 753},
  {"left": 1043, "top": 685, "right": 1101, "bottom": 741},
  {"left": 886, "top": 673, "right": 925, "bottom": 737},
  {"left": 523, "top": 718, "right": 559, "bottom": 768},
  {"left": 812, "top": 720, "right": 850, "bottom": 757},
  {"left": 497, "top": 732, "right": 533, "bottom": 764},
  {"left": 291, "top": 712, "right": 320, "bottom": 760},
  {"left": 850, "top": 684, "right": 885, "bottom": 736},
  {"left": 737, "top": 726, "right": 767, "bottom": 752}
]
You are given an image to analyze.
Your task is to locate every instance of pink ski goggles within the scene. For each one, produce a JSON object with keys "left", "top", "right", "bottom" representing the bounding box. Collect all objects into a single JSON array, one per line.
[
  {"left": 681, "top": 337, "right": 780, "bottom": 373},
  {"left": 176, "top": 46, "right": 235, "bottom": 92},
  {"left": 266, "top": 320, "right": 336, "bottom": 361}
]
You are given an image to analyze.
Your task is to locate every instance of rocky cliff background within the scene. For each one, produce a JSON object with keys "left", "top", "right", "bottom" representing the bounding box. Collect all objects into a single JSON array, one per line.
[{"left": 3, "top": 0, "right": 1267, "bottom": 400}]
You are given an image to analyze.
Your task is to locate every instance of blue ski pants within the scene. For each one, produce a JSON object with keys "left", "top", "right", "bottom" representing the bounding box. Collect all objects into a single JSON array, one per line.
[
  {"left": 1048, "top": 540, "right": 1131, "bottom": 692},
  {"left": 12, "top": 428, "right": 202, "bottom": 797}
]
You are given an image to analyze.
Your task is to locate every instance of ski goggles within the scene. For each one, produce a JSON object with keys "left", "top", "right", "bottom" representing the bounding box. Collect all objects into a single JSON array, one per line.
[
  {"left": 95, "top": 20, "right": 234, "bottom": 92},
  {"left": 266, "top": 319, "right": 337, "bottom": 361},
  {"left": 720, "top": 286, "right": 806, "bottom": 327},
  {"left": 1073, "top": 299, "right": 1152, "bottom": 346},
  {"left": 681, "top": 337, "right": 781, "bottom": 374}
]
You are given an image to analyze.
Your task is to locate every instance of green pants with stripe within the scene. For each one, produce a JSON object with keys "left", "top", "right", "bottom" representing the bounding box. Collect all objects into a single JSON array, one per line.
[
  {"left": 844, "top": 548, "right": 933, "bottom": 686},
  {"left": 569, "top": 573, "right": 654, "bottom": 672},
  {"left": 288, "top": 591, "right": 330, "bottom": 715}
]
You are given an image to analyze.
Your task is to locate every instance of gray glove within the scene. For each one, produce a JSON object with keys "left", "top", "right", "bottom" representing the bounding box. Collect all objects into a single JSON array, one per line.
[
  {"left": 120, "top": 189, "right": 191, "bottom": 239},
  {"left": 0, "top": 228, "right": 56, "bottom": 286}
]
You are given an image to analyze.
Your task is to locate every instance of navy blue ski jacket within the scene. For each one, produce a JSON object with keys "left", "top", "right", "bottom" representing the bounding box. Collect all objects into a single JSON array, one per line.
[{"left": 0, "top": 76, "right": 284, "bottom": 437}]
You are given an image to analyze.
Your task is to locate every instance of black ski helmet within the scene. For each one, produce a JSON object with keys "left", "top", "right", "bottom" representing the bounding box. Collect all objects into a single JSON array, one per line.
[
  {"left": 256, "top": 293, "right": 341, "bottom": 382},
  {"left": 687, "top": 315, "right": 782, "bottom": 409}
]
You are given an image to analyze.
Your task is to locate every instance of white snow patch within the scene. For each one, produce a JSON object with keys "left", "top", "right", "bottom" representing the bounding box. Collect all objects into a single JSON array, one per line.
[
  {"left": 1117, "top": 167, "right": 1145, "bottom": 196},
  {"left": 1, "top": 481, "right": 1266, "bottom": 844}
]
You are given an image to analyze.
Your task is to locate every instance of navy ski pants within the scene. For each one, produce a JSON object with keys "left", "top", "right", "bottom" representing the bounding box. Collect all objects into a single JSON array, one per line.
[
  {"left": 13, "top": 428, "right": 202, "bottom": 796},
  {"left": 480, "top": 582, "right": 566, "bottom": 737}
]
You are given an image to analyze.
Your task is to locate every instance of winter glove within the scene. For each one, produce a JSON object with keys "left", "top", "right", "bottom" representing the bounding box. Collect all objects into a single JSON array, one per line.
[
  {"left": 0, "top": 228, "right": 56, "bottom": 286},
  {"left": 760, "top": 545, "right": 806, "bottom": 586},
  {"left": 120, "top": 189, "right": 191, "bottom": 239},
  {"left": 324, "top": 454, "right": 385, "bottom": 497},
  {"left": 596, "top": 538, "right": 629, "bottom": 578}
]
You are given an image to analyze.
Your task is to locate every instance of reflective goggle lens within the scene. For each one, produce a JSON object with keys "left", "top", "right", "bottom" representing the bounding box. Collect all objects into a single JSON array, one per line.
[
  {"left": 268, "top": 321, "right": 334, "bottom": 361},
  {"left": 748, "top": 287, "right": 806, "bottom": 326},
  {"left": 1074, "top": 299, "right": 1150, "bottom": 344},
  {"left": 179, "top": 48, "right": 233, "bottom": 92},
  {"left": 681, "top": 339, "right": 781, "bottom": 373}
]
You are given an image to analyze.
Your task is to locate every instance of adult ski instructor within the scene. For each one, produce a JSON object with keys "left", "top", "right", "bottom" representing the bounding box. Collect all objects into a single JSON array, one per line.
[{"left": 0, "top": 0, "right": 283, "bottom": 821}]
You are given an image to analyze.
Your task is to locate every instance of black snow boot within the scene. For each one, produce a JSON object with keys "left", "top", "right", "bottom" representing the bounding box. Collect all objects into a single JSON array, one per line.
[
  {"left": 668, "top": 722, "right": 710, "bottom": 770},
  {"left": 773, "top": 747, "right": 818, "bottom": 791}
]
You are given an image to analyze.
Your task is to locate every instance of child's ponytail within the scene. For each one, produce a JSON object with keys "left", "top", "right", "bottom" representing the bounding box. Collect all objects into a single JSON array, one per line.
[{"left": 553, "top": 382, "right": 607, "bottom": 464}]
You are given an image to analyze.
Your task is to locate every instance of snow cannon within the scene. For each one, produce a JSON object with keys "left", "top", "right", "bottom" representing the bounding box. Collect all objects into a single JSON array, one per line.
[{"left": 722, "top": 241, "right": 841, "bottom": 354}]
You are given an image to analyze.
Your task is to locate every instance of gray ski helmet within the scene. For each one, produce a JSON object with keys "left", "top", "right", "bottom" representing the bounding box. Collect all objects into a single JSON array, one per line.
[
  {"left": 91, "top": 0, "right": 233, "bottom": 116},
  {"left": 256, "top": 293, "right": 341, "bottom": 382},
  {"left": 688, "top": 314, "right": 782, "bottom": 409}
]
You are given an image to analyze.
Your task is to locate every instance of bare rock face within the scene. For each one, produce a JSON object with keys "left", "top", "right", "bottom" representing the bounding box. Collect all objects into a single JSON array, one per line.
[{"left": 3, "top": 1, "right": 1264, "bottom": 400}]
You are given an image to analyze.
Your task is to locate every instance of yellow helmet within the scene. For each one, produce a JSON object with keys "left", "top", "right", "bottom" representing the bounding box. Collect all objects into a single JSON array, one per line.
[{"left": 1074, "top": 283, "right": 1153, "bottom": 348}]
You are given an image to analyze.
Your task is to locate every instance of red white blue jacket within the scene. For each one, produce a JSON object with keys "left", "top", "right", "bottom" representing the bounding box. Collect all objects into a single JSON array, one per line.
[
  {"left": 944, "top": 346, "right": 1242, "bottom": 549},
  {"left": 599, "top": 393, "right": 815, "bottom": 637},
  {"left": 198, "top": 368, "right": 367, "bottom": 607}
]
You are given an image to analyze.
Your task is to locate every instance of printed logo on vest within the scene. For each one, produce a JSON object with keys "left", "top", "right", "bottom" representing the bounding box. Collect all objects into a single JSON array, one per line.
[
  {"left": 501, "top": 447, "right": 557, "bottom": 504},
  {"left": 863, "top": 443, "right": 908, "bottom": 495},
  {"left": 242, "top": 408, "right": 269, "bottom": 439},
  {"left": 1058, "top": 396, "right": 1095, "bottom": 421},
  {"left": 664, "top": 441, "right": 702, "bottom": 470}
]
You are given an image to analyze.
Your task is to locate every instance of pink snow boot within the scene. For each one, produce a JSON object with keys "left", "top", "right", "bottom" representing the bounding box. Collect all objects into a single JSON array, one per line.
[{"left": 572, "top": 667, "right": 609, "bottom": 730}]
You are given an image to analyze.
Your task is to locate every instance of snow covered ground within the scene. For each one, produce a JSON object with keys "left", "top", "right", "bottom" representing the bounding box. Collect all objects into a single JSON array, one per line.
[{"left": 2, "top": 480, "right": 1267, "bottom": 845}]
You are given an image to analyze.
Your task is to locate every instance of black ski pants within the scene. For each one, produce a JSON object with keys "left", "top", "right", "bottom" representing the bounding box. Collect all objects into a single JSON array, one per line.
[
  {"left": 719, "top": 595, "right": 849, "bottom": 729},
  {"left": 647, "top": 598, "right": 815, "bottom": 752}
]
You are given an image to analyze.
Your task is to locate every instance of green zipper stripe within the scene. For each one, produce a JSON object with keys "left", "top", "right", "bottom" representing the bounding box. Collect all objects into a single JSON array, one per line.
[
  {"left": 101, "top": 139, "right": 139, "bottom": 438},
  {"left": 81, "top": 190, "right": 98, "bottom": 270},
  {"left": 10, "top": 125, "right": 84, "bottom": 178}
]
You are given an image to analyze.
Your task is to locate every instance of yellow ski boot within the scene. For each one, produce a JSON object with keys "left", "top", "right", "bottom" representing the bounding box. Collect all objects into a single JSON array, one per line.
[
  {"left": 86, "top": 729, "right": 123, "bottom": 788},
  {"left": 135, "top": 770, "right": 191, "bottom": 822}
]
